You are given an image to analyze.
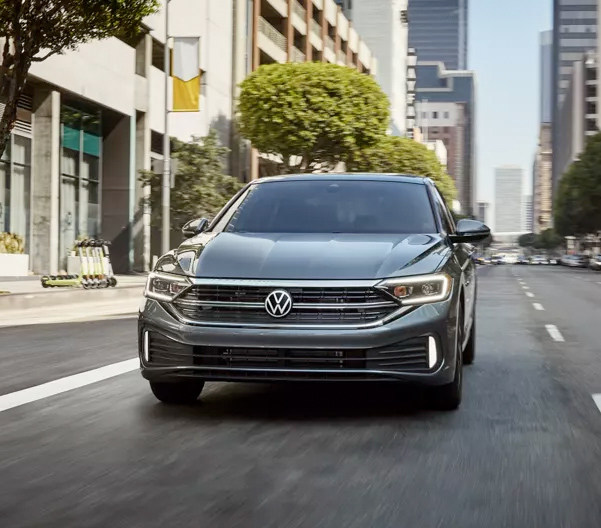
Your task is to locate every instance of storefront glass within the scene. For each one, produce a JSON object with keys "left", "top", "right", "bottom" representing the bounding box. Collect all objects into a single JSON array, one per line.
[
  {"left": 0, "top": 134, "right": 32, "bottom": 250},
  {"left": 59, "top": 105, "right": 102, "bottom": 263}
]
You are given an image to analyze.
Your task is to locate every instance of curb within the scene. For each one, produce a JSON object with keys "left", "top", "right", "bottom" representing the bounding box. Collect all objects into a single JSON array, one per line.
[{"left": 0, "top": 285, "right": 144, "bottom": 312}]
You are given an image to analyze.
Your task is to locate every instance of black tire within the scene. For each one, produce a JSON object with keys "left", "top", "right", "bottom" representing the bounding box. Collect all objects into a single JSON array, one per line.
[
  {"left": 109, "top": 277, "right": 117, "bottom": 287},
  {"left": 429, "top": 305, "right": 463, "bottom": 411},
  {"left": 463, "top": 315, "right": 476, "bottom": 366},
  {"left": 150, "top": 381, "right": 205, "bottom": 405}
]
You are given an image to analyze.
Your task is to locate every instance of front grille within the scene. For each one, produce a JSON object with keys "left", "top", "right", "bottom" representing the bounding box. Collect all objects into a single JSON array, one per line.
[
  {"left": 172, "top": 284, "right": 399, "bottom": 326},
  {"left": 145, "top": 331, "right": 429, "bottom": 373}
]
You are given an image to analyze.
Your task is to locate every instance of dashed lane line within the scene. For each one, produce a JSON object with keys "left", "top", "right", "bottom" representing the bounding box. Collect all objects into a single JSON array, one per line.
[
  {"left": 522, "top": 286, "right": 530, "bottom": 290},
  {"left": 592, "top": 395, "right": 601, "bottom": 414},
  {"left": 533, "top": 303, "right": 545, "bottom": 311},
  {"left": 545, "top": 324, "right": 565, "bottom": 343},
  {"left": 526, "top": 292, "right": 534, "bottom": 298},
  {"left": 0, "top": 358, "right": 139, "bottom": 413}
]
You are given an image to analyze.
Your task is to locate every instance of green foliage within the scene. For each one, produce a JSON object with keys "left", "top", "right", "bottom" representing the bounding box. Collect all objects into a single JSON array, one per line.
[
  {"left": 347, "top": 135, "right": 457, "bottom": 204},
  {"left": 139, "top": 130, "right": 243, "bottom": 230},
  {"left": 237, "top": 62, "right": 390, "bottom": 173},
  {"left": 518, "top": 230, "right": 563, "bottom": 250},
  {"left": 554, "top": 132, "right": 601, "bottom": 236},
  {"left": 0, "top": 232, "right": 25, "bottom": 254},
  {"left": 518, "top": 233, "right": 537, "bottom": 248},
  {"left": 0, "top": 0, "right": 159, "bottom": 157}
]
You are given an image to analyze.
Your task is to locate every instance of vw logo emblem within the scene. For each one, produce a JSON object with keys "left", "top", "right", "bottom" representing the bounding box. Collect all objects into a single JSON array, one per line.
[{"left": 264, "top": 289, "right": 293, "bottom": 318}]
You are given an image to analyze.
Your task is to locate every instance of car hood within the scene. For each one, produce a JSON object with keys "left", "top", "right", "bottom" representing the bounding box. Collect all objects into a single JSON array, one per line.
[{"left": 155, "top": 232, "right": 451, "bottom": 280}]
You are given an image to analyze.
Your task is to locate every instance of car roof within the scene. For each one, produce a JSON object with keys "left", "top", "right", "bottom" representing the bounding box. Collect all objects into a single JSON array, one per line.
[{"left": 252, "top": 173, "right": 431, "bottom": 185}]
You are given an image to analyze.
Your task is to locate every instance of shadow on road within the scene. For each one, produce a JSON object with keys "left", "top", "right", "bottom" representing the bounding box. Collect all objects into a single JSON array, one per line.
[{"left": 141, "top": 381, "right": 449, "bottom": 423}]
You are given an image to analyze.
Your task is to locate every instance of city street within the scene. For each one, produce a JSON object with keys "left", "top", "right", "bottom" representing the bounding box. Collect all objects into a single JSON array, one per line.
[{"left": 3, "top": 265, "right": 601, "bottom": 527}]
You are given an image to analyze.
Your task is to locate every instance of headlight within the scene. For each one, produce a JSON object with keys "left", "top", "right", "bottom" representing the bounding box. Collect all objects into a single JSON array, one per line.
[
  {"left": 376, "top": 273, "right": 452, "bottom": 306},
  {"left": 144, "top": 272, "right": 191, "bottom": 302}
]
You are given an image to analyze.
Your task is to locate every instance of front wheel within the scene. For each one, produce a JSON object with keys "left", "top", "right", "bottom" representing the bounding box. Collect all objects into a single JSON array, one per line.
[
  {"left": 150, "top": 381, "right": 205, "bottom": 405},
  {"left": 429, "top": 306, "right": 463, "bottom": 411}
]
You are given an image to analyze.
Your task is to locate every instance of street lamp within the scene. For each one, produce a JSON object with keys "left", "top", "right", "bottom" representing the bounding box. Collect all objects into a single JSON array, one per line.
[{"left": 162, "top": 0, "right": 172, "bottom": 255}]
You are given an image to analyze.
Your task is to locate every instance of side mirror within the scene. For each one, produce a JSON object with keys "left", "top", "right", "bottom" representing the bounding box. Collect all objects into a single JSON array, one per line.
[
  {"left": 181, "top": 218, "right": 209, "bottom": 238},
  {"left": 449, "top": 219, "right": 491, "bottom": 244}
]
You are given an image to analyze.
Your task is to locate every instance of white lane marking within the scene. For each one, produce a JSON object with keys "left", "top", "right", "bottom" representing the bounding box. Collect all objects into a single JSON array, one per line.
[
  {"left": 526, "top": 292, "right": 534, "bottom": 298},
  {"left": 522, "top": 285, "right": 529, "bottom": 290},
  {"left": 0, "top": 358, "right": 139, "bottom": 413},
  {"left": 533, "top": 303, "right": 545, "bottom": 311},
  {"left": 598, "top": 282, "right": 601, "bottom": 285},
  {"left": 545, "top": 324, "right": 565, "bottom": 342},
  {"left": 592, "top": 394, "right": 601, "bottom": 414}
]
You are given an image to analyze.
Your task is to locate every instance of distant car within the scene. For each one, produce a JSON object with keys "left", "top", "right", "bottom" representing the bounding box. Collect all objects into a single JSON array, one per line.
[
  {"left": 490, "top": 255, "right": 504, "bottom": 265},
  {"left": 517, "top": 256, "right": 529, "bottom": 265},
  {"left": 530, "top": 255, "right": 549, "bottom": 265},
  {"left": 589, "top": 255, "right": 601, "bottom": 271},
  {"left": 504, "top": 254, "right": 518, "bottom": 265},
  {"left": 560, "top": 255, "right": 588, "bottom": 268},
  {"left": 548, "top": 258, "right": 558, "bottom": 265}
]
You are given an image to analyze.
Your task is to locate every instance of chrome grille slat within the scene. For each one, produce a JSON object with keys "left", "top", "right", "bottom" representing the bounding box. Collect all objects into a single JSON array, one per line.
[{"left": 172, "top": 283, "right": 400, "bottom": 327}]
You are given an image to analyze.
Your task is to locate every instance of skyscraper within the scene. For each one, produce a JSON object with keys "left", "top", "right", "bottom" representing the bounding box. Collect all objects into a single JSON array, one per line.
[
  {"left": 339, "top": 0, "right": 409, "bottom": 135},
  {"left": 495, "top": 166, "right": 523, "bottom": 233},
  {"left": 408, "top": 0, "right": 468, "bottom": 71},
  {"left": 540, "top": 30, "right": 553, "bottom": 124},
  {"left": 552, "top": 1, "right": 597, "bottom": 191},
  {"left": 523, "top": 196, "right": 533, "bottom": 232}
]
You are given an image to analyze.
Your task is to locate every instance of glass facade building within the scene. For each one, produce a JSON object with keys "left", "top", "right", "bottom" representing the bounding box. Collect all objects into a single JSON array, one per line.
[
  {"left": 552, "top": 0, "right": 597, "bottom": 191},
  {"left": 59, "top": 105, "right": 102, "bottom": 264},
  {"left": 408, "top": 0, "right": 468, "bottom": 71},
  {"left": 0, "top": 134, "right": 32, "bottom": 251}
]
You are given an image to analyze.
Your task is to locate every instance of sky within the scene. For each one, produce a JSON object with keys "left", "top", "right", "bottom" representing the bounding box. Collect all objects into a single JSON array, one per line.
[{"left": 469, "top": 0, "right": 552, "bottom": 226}]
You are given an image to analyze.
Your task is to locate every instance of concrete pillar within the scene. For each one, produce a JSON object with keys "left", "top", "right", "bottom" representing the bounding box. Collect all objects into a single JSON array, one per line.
[
  {"left": 305, "top": 0, "right": 313, "bottom": 60},
  {"left": 102, "top": 115, "right": 132, "bottom": 274},
  {"left": 31, "top": 88, "right": 60, "bottom": 275},
  {"left": 133, "top": 112, "right": 151, "bottom": 272}
]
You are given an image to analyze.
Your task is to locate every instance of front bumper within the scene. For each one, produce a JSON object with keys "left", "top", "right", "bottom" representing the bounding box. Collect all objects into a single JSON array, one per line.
[{"left": 138, "top": 298, "right": 458, "bottom": 385}]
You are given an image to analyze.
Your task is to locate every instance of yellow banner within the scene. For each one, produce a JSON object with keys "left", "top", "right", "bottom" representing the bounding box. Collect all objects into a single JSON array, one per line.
[{"left": 172, "top": 37, "right": 200, "bottom": 112}]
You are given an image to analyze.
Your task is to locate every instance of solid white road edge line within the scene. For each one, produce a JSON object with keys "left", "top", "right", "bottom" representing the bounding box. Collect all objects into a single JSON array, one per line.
[
  {"left": 526, "top": 292, "right": 534, "bottom": 298},
  {"left": 533, "top": 303, "right": 544, "bottom": 311},
  {"left": 0, "top": 358, "right": 139, "bottom": 413},
  {"left": 545, "top": 324, "right": 565, "bottom": 343},
  {"left": 592, "top": 394, "right": 601, "bottom": 414}
]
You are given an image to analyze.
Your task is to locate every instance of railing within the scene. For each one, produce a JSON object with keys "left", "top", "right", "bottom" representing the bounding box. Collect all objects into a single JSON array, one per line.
[
  {"left": 293, "top": 0, "right": 307, "bottom": 20},
  {"left": 325, "top": 36, "right": 335, "bottom": 52},
  {"left": 311, "top": 19, "right": 322, "bottom": 38},
  {"left": 259, "top": 17, "right": 287, "bottom": 52},
  {"left": 337, "top": 49, "right": 347, "bottom": 64},
  {"left": 291, "top": 47, "right": 306, "bottom": 62}
]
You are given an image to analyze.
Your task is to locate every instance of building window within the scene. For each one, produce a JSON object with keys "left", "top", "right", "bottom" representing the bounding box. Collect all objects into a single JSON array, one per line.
[
  {"left": 0, "top": 134, "right": 32, "bottom": 251},
  {"left": 444, "top": 111, "right": 450, "bottom": 119},
  {"left": 432, "top": 111, "right": 438, "bottom": 119},
  {"left": 60, "top": 105, "right": 102, "bottom": 265}
]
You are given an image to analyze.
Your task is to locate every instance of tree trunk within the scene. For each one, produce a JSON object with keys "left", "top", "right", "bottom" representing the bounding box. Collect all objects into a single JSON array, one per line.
[{"left": 0, "top": 43, "right": 29, "bottom": 159}]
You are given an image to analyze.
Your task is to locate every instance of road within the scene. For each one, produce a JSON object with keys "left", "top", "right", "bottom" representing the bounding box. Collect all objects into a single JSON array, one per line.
[{"left": 2, "top": 265, "right": 601, "bottom": 527}]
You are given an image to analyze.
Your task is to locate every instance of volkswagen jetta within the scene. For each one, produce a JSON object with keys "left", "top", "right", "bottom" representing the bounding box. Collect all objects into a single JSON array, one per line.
[{"left": 138, "top": 174, "right": 490, "bottom": 410}]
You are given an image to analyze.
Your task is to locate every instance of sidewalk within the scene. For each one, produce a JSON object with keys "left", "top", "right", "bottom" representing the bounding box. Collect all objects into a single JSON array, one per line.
[{"left": 0, "top": 274, "right": 147, "bottom": 313}]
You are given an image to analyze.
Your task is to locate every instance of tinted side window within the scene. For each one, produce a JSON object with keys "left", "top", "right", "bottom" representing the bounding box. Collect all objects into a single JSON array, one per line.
[{"left": 432, "top": 189, "right": 453, "bottom": 234}]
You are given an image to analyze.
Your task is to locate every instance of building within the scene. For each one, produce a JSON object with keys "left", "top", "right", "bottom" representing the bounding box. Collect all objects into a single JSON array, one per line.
[
  {"left": 533, "top": 123, "right": 553, "bottom": 233},
  {"left": 476, "top": 201, "right": 489, "bottom": 225},
  {"left": 413, "top": 128, "right": 447, "bottom": 169},
  {"left": 495, "top": 166, "right": 523, "bottom": 233},
  {"left": 554, "top": 51, "right": 597, "bottom": 186},
  {"left": 238, "top": 0, "right": 379, "bottom": 179},
  {"left": 334, "top": 0, "right": 409, "bottom": 135},
  {"left": 406, "top": 47, "right": 417, "bottom": 137},
  {"left": 414, "top": 62, "right": 476, "bottom": 215},
  {"left": 541, "top": 30, "right": 553, "bottom": 124},
  {"left": 0, "top": 0, "right": 378, "bottom": 276},
  {"left": 407, "top": 0, "right": 468, "bottom": 71},
  {"left": 523, "top": 195, "right": 533, "bottom": 232},
  {"left": 552, "top": 0, "right": 597, "bottom": 193}
]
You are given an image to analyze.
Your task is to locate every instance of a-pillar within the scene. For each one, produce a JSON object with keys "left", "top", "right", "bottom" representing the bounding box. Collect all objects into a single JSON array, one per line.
[{"left": 31, "top": 88, "right": 60, "bottom": 275}]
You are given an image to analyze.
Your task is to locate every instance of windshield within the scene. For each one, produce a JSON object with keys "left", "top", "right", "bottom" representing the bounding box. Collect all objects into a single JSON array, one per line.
[{"left": 218, "top": 180, "right": 438, "bottom": 235}]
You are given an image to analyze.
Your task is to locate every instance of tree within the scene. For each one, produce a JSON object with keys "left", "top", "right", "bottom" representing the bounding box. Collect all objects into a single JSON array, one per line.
[
  {"left": 554, "top": 132, "right": 601, "bottom": 236},
  {"left": 536, "top": 229, "right": 563, "bottom": 250},
  {"left": 346, "top": 135, "right": 457, "bottom": 204},
  {"left": 518, "top": 233, "right": 536, "bottom": 248},
  {"left": 237, "top": 62, "right": 390, "bottom": 173},
  {"left": 140, "top": 130, "right": 244, "bottom": 230},
  {"left": 0, "top": 0, "right": 159, "bottom": 157}
]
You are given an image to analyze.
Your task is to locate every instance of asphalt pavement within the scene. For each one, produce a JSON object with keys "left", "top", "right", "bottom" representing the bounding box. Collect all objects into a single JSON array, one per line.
[{"left": 2, "top": 265, "right": 601, "bottom": 527}]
